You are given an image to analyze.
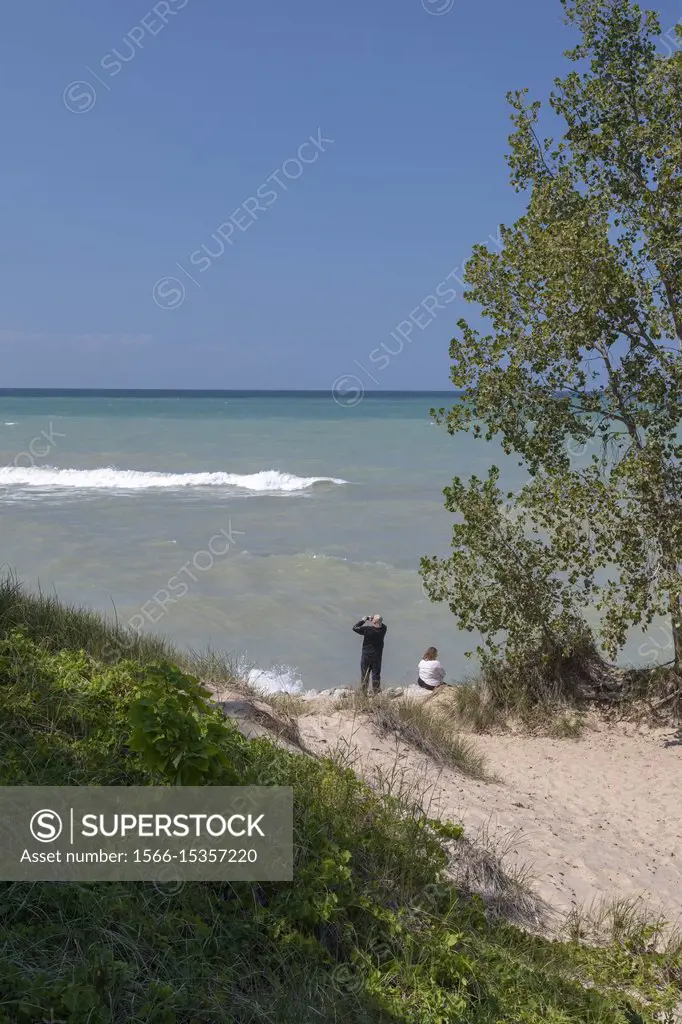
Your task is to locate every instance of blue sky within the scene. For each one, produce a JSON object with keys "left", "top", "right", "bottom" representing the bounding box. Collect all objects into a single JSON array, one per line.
[{"left": 1, "top": 0, "right": 679, "bottom": 390}]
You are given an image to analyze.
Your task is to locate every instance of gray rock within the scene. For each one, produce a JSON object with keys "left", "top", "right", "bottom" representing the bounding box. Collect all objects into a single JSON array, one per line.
[{"left": 216, "top": 699, "right": 255, "bottom": 718}]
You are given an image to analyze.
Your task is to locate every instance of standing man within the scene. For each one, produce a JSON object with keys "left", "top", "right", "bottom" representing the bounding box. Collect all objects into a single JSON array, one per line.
[{"left": 352, "top": 614, "right": 387, "bottom": 695}]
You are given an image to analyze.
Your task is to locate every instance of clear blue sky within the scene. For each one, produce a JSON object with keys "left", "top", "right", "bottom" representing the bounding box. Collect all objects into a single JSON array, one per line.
[{"left": 1, "top": 0, "right": 678, "bottom": 390}]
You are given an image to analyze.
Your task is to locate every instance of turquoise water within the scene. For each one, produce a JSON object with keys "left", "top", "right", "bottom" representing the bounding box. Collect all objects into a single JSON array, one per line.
[{"left": 0, "top": 390, "right": 663, "bottom": 689}]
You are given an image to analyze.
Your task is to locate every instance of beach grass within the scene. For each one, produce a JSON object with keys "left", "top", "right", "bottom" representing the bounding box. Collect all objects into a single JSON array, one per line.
[
  {"left": 0, "top": 572, "right": 176, "bottom": 663},
  {"left": 367, "top": 697, "right": 490, "bottom": 780},
  {"left": 446, "top": 678, "right": 590, "bottom": 736}
]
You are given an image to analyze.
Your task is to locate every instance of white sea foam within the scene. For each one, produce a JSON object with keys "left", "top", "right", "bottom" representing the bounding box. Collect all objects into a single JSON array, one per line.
[
  {"left": 246, "top": 665, "right": 304, "bottom": 694},
  {"left": 4, "top": 422, "right": 16, "bottom": 426},
  {"left": 0, "top": 466, "right": 348, "bottom": 493},
  {"left": 303, "top": 551, "right": 393, "bottom": 569}
]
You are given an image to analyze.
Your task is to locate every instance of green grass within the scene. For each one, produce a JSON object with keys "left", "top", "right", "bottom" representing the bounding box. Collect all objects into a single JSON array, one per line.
[
  {"left": 445, "top": 677, "right": 590, "bottom": 737},
  {"left": 0, "top": 580, "right": 680, "bottom": 1023},
  {"left": 445, "top": 680, "right": 507, "bottom": 733},
  {"left": 0, "top": 573, "right": 242, "bottom": 687},
  {"left": 565, "top": 896, "right": 680, "bottom": 950},
  {"left": 366, "top": 696, "right": 490, "bottom": 780},
  {"left": 442, "top": 631, "right": 681, "bottom": 735}
]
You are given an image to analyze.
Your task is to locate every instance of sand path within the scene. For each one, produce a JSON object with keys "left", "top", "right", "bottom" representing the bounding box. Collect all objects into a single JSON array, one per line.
[{"left": 296, "top": 710, "right": 682, "bottom": 925}]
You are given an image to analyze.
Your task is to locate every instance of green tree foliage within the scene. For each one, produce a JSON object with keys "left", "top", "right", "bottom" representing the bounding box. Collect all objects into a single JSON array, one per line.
[{"left": 422, "top": 0, "right": 682, "bottom": 680}]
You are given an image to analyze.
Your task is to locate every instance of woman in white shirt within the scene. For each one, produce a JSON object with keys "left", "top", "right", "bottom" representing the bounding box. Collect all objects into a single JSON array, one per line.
[{"left": 417, "top": 647, "right": 446, "bottom": 691}]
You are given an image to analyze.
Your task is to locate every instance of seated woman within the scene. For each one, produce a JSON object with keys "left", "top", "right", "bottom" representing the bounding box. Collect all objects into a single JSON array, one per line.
[{"left": 417, "top": 647, "right": 446, "bottom": 691}]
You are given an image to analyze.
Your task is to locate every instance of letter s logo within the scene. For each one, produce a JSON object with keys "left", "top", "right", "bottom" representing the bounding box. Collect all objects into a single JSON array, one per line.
[
  {"left": 63, "top": 81, "right": 97, "bottom": 114},
  {"left": 153, "top": 277, "right": 185, "bottom": 310},
  {"left": 30, "top": 809, "right": 63, "bottom": 842}
]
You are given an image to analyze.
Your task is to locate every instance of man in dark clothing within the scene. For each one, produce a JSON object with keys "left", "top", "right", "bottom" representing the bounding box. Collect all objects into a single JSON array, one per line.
[{"left": 352, "top": 614, "right": 387, "bottom": 694}]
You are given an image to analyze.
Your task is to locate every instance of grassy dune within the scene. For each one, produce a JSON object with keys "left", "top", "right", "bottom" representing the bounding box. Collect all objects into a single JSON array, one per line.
[{"left": 0, "top": 579, "right": 680, "bottom": 1023}]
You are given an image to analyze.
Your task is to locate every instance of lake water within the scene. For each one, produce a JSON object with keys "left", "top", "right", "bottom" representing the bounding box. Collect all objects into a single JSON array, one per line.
[{"left": 0, "top": 390, "right": 667, "bottom": 690}]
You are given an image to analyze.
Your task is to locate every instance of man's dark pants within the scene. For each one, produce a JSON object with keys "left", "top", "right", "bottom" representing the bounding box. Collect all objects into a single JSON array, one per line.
[{"left": 360, "top": 653, "right": 382, "bottom": 694}]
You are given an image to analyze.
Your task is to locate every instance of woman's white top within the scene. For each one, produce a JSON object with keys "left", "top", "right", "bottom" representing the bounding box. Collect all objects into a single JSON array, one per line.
[{"left": 418, "top": 659, "right": 446, "bottom": 686}]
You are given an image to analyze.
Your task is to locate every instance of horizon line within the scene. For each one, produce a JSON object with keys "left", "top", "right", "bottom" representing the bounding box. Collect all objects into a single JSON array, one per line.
[{"left": 0, "top": 387, "right": 462, "bottom": 397}]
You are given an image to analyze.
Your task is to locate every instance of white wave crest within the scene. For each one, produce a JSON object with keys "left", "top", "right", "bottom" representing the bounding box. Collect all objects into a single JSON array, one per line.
[
  {"left": 246, "top": 665, "right": 304, "bottom": 694},
  {"left": 0, "top": 466, "right": 348, "bottom": 493}
]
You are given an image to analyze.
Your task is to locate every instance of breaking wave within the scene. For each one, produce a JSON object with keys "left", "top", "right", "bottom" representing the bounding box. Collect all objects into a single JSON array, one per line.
[
  {"left": 0, "top": 466, "right": 348, "bottom": 494},
  {"left": 245, "top": 665, "right": 305, "bottom": 694}
]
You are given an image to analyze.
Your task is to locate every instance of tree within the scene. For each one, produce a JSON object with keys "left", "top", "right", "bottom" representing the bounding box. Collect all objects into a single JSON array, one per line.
[{"left": 421, "top": 0, "right": 682, "bottom": 685}]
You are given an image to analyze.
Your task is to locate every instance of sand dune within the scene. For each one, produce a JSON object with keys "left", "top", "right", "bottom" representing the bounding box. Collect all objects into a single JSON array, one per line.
[
  {"left": 295, "top": 707, "right": 682, "bottom": 927},
  {"left": 213, "top": 679, "right": 682, "bottom": 930}
]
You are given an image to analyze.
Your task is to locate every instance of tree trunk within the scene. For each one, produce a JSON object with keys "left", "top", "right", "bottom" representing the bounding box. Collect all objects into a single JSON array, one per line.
[
  {"left": 667, "top": 591, "right": 682, "bottom": 721},
  {"left": 657, "top": 504, "right": 681, "bottom": 676},
  {"left": 672, "top": 608, "right": 682, "bottom": 676}
]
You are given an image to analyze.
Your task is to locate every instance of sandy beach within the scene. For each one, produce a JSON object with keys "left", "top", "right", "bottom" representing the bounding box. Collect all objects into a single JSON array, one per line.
[
  {"left": 216, "top": 684, "right": 682, "bottom": 930},
  {"left": 297, "top": 707, "right": 682, "bottom": 926}
]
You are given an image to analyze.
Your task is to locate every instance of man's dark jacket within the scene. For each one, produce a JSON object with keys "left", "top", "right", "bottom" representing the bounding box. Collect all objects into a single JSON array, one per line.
[{"left": 352, "top": 619, "right": 387, "bottom": 656}]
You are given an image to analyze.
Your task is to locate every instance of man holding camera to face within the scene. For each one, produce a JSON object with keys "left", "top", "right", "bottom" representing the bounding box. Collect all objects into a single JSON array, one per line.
[{"left": 352, "top": 614, "right": 387, "bottom": 695}]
